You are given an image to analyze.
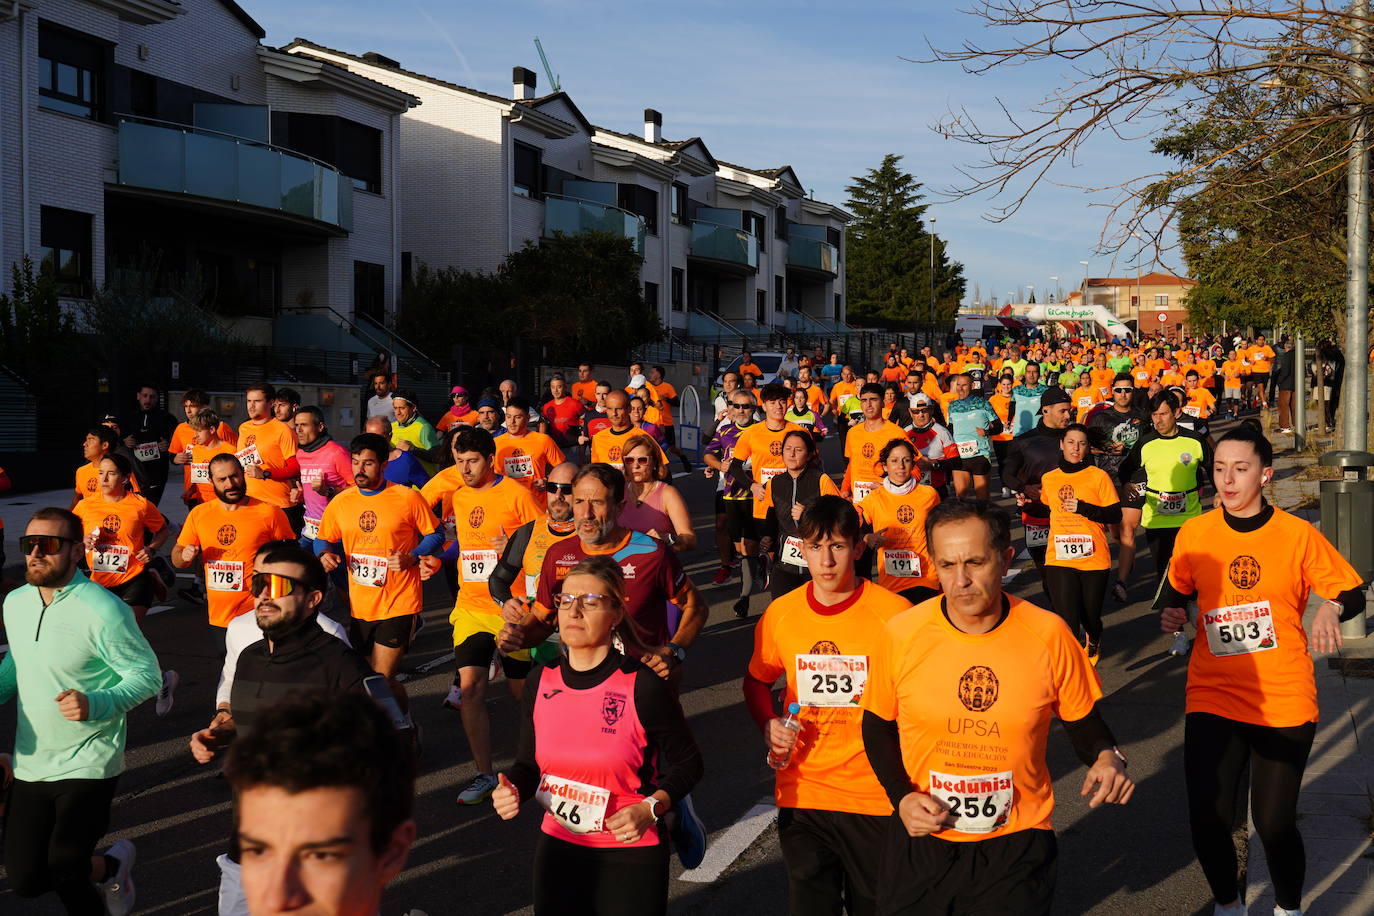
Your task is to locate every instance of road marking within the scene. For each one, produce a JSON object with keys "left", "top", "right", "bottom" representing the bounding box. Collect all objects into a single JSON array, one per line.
[
  {"left": 396, "top": 651, "right": 457, "bottom": 682},
  {"left": 678, "top": 799, "right": 777, "bottom": 883},
  {"left": 146, "top": 605, "right": 176, "bottom": 617}
]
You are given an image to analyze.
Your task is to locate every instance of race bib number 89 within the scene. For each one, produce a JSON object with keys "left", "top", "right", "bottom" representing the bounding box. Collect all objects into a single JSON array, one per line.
[
  {"left": 461, "top": 549, "right": 498, "bottom": 583},
  {"left": 535, "top": 774, "right": 610, "bottom": 835},
  {"left": 930, "top": 770, "right": 1015, "bottom": 834}
]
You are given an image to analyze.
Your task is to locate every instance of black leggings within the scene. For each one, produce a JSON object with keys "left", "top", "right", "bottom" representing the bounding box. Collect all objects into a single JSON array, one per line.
[
  {"left": 771, "top": 563, "right": 811, "bottom": 600},
  {"left": 4, "top": 776, "right": 119, "bottom": 914},
  {"left": 1040, "top": 566, "right": 1109, "bottom": 643},
  {"left": 532, "top": 833, "right": 669, "bottom": 915},
  {"left": 1145, "top": 527, "right": 1180, "bottom": 587},
  {"left": 1184, "top": 712, "right": 1316, "bottom": 910}
]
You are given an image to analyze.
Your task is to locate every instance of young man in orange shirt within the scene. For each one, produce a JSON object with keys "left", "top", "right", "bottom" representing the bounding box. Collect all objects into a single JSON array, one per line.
[
  {"left": 648, "top": 365, "right": 694, "bottom": 473},
  {"left": 169, "top": 388, "right": 238, "bottom": 505},
  {"left": 495, "top": 397, "right": 566, "bottom": 505},
  {"left": 729, "top": 383, "right": 802, "bottom": 617},
  {"left": 746, "top": 496, "right": 910, "bottom": 915},
  {"left": 237, "top": 383, "right": 300, "bottom": 530},
  {"left": 570, "top": 363, "right": 599, "bottom": 409},
  {"left": 843, "top": 383, "right": 910, "bottom": 505}
]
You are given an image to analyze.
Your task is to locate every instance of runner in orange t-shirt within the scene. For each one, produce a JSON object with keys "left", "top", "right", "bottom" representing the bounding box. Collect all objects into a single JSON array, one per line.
[
  {"left": 570, "top": 363, "right": 600, "bottom": 408},
  {"left": 169, "top": 388, "right": 237, "bottom": 504},
  {"left": 173, "top": 454, "right": 293, "bottom": 627},
  {"left": 862, "top": 501, "right": 1132, "bottom": 912},
  {"left": 317, "top": 432, "right": 442, "bottom": 713},
  {"left": 73, "top": 426, "right": 141, "bottom": 506},
  {"left": 495, "top": 398, "right": 566, "bottom": 505},
  {"left": 730, "top": 384, "right": 803, "bottom": 521},
  {"left": 858, "top": 439, "right": 941, "bottom": 602},
  {"left": 236, "top": 383, "right": 299, "bottom": 512},
  {"left": 187, "top": 411, "right": 237, "bottom": 505},
  {"left": 75, "top": 455, "right": 169, "bottom": 619},
  {"left": 590, "top": 391, "right": 668, "bottom": 471},
  {"left": 745, "top": 496, "right": 911, "bottom": 916},
  {"left": 842, "top": 383, "right": 909, "bottom": 505},
  {"left": 1040, "top": 425, "right": 1122, "bottom": 662},
  {"left": 1160, "top": 426, "right": 1361, "bottom": 914}
]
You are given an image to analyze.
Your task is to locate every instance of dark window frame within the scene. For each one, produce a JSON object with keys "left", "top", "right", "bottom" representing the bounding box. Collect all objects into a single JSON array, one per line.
[
  {"left": 644, "top": 281, "right": 660, "bottom": 310},
  {"left": 671, "top": 267, "right": 684, "bottom": 312},
  {"left": 354, "top": 260, "right": 386, "bottom": 325},
  {"left": 670, "top": 183, "right": 688, "bottom": 225},
  {"left": 744, "top": 211, "right": 765, "bottom": 252},
  {"left": 37, "top": 22, "right": 106, "bottom": 121},
  {"left": 774, "top": 275, "right": 785, "bottom": 312},
  {"left": 776, "top": 206, "right": 788, "bottom": 240},
  {"left": 617, "top": 183, "right": 659, "bottom": 235},
  {"left": 39, "top": 206, "right": 92, "bottom": 298},
  {"left": 756, "top": 289, "right": 767, "bottom": 325},
  {"left": 513, "top": 142, "right": 542, "bottom": 198}
]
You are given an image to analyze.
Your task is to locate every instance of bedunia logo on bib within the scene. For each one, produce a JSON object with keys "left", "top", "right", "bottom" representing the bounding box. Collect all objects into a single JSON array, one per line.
[{"left": 929, "top": 772, "right": 1013, "bottom": 795}]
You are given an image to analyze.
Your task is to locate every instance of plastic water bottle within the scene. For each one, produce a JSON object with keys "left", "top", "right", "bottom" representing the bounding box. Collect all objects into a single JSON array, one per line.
[{"left": 767, "top": 702, "right": 803, "bottom": 770}]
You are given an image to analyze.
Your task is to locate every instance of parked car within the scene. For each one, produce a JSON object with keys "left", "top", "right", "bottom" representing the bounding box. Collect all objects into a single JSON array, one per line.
[{"left": 713, "top": 351, "right": 786, "bottom": 391}]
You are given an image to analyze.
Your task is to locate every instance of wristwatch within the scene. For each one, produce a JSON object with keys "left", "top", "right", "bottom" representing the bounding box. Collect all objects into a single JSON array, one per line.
[
  {"left": 1110, "top": 746, "right": 1129, "bottom": 768},
  {"left": 666, "top": 642, "right": 687, "bottom": 664},
  {"left": 640, "top": 796, "right": 662, "bottom": 822}
]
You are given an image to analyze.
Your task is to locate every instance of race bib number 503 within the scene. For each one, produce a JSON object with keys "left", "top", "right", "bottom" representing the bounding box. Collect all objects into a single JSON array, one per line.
[{"left": 1202, "top": 600, "right": 1277, "bottom": 657}]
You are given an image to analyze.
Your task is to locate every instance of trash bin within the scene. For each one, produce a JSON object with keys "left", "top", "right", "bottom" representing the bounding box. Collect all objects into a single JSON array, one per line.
[{"left": 1317, "top": 450, "right": 1374, "bottom": 640}]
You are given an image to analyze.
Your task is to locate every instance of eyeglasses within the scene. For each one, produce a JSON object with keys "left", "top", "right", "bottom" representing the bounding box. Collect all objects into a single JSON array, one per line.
[
  {"left": 544, "top": 481, "right": 574, "bottom": 495},
  {"left": 624, "top": 455, "right": 654, "bottom": 466},
  {"left": 20, "top": 534, "right": 77, "bottom": 556},
  {"left": 250, "top": 572, "right": 310, "bottom": 598},
  {"left": 554, "top": 592, "right": 620, "bottom": 611}
]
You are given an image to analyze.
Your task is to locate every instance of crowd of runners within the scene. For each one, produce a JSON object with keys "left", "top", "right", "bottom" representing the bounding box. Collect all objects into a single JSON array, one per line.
[{"left": 0, "top": 327, "right": 1362, "bottom": 916}]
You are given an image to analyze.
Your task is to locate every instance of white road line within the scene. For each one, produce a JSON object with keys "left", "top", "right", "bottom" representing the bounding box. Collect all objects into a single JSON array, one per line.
[
  {"left": 146, "top": 605, "right": 176, "bottom": 617},
  {"left": 677, "top": 800, "right": 777, "bottom": 883}
]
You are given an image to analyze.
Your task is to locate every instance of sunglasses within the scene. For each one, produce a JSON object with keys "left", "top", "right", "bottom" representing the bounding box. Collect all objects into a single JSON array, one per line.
[
  {"left": 731, "top": 403, "right": 753, "bottom": 409},
  {"left": 624, "top": 455, "right": 654, "bottom": 465},
  {"left": 250, "top": 572, "right": 310, "bottom": 598},
  {"left": 544, "top": 481, "right": 574, "bottom": 495},
  {"left": 20, "top": 534, "right": 77, "bottom": 556},
  {"left": 1113, "top": 387, "right": 1134, "bottom": 393}
]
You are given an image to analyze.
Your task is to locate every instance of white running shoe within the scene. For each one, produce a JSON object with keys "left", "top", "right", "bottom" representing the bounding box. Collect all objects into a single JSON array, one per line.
[
  {"left": 1168, "top": 631, "right": 1192, "bottom": 657},
  {"left": 100, "top": 838, "right": 137, "bottom": 916},
  {"left": 155, "top": 669, "right": 180, "bottom": 717},
  {"left": 456, "top": 772, "right": 498, "bottom": 805},
  {"left": 441, "top": 683, "right": 462, "bottom": 711}
]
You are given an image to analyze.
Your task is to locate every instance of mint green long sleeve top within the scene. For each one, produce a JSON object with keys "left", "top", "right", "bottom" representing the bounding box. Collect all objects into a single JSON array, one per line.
[{"left": 0, "top": 570, "right": 160, "bottom": 781}]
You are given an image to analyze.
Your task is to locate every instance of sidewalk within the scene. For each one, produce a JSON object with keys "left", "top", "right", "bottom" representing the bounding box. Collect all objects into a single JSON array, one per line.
[{"left": 1247, "top": 447, "right": 1374, "bottom": 914}]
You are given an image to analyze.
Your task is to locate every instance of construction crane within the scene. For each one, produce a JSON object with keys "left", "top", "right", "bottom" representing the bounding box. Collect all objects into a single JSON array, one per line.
[{"left": 533, "top": 37, "right": 560, "bottom": 92}]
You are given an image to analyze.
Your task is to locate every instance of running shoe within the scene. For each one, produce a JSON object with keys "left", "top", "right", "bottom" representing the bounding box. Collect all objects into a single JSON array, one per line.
[
  {"left": 100, "top": 838, "right": 137, "bottom": 916},
  {"left": 1111, "top": 581, "right": 1129, "bottom": 604},
  {"left": 711, "top": 566, "right": 731, "bottom": 586},
  {"left": 457, "top": 772, "right": 498, "bottom": 805},
  {"left": 733, "top": 597, "right": 750, "bottom": 619},
  {"left": 155, "top": 670, "right": 180, "bottom": 717},
  {"left": 1168, "top": 631, "right": 1192, "bottom": 657},
  {"left": 441, "top": 683, "right": 462, "bottom": 711},
  {"left": 670, "top": 793, "right": 707, "bottom": 869}
]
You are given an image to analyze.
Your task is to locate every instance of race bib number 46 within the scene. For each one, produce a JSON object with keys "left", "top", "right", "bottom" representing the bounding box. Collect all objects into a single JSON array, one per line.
[
  {"left": 1054, "top": 534, "right": 1095, "bottom": 561},
  {"left": 535, "top": 774, "right": 610, "bottom": 835},
  {"left": 207, "top": 560, "right": 244, "bottom": 592},
  {"left": 461, "top": 549, "right": 498, "bottom": 583},
  {"left": 930, "top": 770, "right": 1014, "bottom": 834},
  {"left": 795, "top": 654, "right": 868, "bottom": 707},
  {"left": 883, "top": 549, "right": 921, "bottom": 578},
  {"left": 349, "top": 554, "right": 388, "bottom": 588},
  {"left": 1203, "top": 601, "right": 1277, "bottom": 657}
]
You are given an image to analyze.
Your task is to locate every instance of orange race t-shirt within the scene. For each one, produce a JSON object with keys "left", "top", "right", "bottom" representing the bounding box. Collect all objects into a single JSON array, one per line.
[
  {"left": 570, "top": 379, "right": 599, "bottom": 405},
  {"left": 75, "top": 462, "right": 141, "bottom": 502},
  {"left": 748, "top": 580, "right": 912, "bottom": 816},
  {"left": 317, "top": 482, "right": 437, "bottom": 622},
  {"left": 74, "top": 493, "right": 165, "bottom": 588},
  {"left": 170, "top": 421, "right": 237, "bottom": 496},
  {"left": 189, "top": 441, "right": 238, "bottom": 504},
  {"left": 176, "top": 497, "right": 293, "bottom": 626},
  {"left": 1248, "top": 345, "right": 1275, "bottom": 374},
  {"left": 1131, "top": 366, "right": 1153, "bottom": 388},
  {"left": 648, "top": 381, "right": 678, "bottom": 426},
  {"left": 236, "top": 418, "right": 298, "bottom": 508},
  {"left": 447, "top": 477, "right": 542, "bottom": 619},
  {"left": 1184, "top": 388, "right": 1217, "bottom": 419},
  {"left": 590, "top": 427, "right": 667, "bottom": 472},
  {"left": 1089, "top": 367, "right": 1116, "bottom": 396},
  {"left": 864, "top": 595, "right": 1102, "bottom": 842},
  {"left": 1043, "top": 466, "right": 1118, "bottom": 571},
  {"left": 420, "top": 465, "right": 464, "bottom": 549},
  {"left": 988, "top": 394, "right": 1014, "bottom": 443},
  {"left": 1168, "top": 507, "right": 1362, "bottom": 727},
  {"left": 1222, "top": 360, "right": 1250, "bottom": 391},
  {"left": 1069, "top": 386, "right": 1103, "bottom": 424},
  {"left": 842, "top": 421, "right": 909, "bottom": 505},
  {"left": 829, "top": 380, "right": 858, "bottom": 411},
  {"left": 881, "top": 366, "right": 907, "bottom": 383},
  {"left": 731, "top": 421, "right": 804, "bottom": 518},
  {"left": 858, "top": 483, "right": 941, "bottom": 592},
  {"left": 494, "top": 431, "right": 566, "bottom": 504}
]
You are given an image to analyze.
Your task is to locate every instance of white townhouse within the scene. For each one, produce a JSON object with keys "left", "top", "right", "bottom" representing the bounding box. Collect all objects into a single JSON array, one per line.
[
  {"left": 282, "top": 41, "right": 851, "bottom": 338},
  {"left": 0, "top": 0, "right": 417, "bottom": 333}
]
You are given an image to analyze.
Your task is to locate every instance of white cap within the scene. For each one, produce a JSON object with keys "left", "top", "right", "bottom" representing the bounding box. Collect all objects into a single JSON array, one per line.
[{"left": 629, "top": 373, "right": 648, "bottom": 389}]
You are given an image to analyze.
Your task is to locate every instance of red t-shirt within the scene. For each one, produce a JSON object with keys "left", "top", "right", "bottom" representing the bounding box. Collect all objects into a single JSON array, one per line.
[{"left": 543, "top": 397, "right": 586, "bottom": 438}]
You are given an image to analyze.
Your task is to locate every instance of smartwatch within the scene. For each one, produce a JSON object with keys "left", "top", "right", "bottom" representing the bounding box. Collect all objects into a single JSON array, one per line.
[
  {"left": 639, "top": 796, "right": 661, "bottom": 822},
  {"left": 666, "top": 642, "right": 687, "bottom": 664}
]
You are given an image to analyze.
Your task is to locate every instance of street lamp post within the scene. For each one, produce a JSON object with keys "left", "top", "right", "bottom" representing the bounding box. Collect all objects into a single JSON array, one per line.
[
  {"left": 1345, "top": 0, "right": 1369, "bottom": 453},
  {"left": 928, "top": 217, "right": 937, "bottom": 335},
  {"left": 1132, "top": 232, "right": 1144, "bottom": 327},
  {"left": 1078, "top": 260, "right": 1090, "bottom": 303}
]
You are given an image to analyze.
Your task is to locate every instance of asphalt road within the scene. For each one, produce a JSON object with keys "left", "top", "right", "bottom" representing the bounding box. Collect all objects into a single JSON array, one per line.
[{"left": 0, "top": 435, "right": 1221, "bottom": 915}]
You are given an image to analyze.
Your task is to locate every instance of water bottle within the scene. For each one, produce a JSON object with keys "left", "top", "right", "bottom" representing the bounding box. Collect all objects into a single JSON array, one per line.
[{"left": 766, "top": 702, "right": 803, "bottom": 770}]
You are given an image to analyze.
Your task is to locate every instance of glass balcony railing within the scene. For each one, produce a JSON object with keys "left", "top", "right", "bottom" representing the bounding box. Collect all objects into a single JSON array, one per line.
[
  {"left": 690, "top": 220, "right": 759, "bottom": 270},
  {"left": 787, "top": 235, "right": 838, "bottom": 274},
  {"left": 544, "top": 194, "right": 646, "bottom": 255},
  {"left": 116, "top": 117, "right": 353, "bottom": 231}
]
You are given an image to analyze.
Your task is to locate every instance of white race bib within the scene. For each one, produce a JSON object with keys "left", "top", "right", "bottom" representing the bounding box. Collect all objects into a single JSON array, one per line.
[
  {"left": 781, "top": 535, "right": 806, "bottom": 567},
  {"left": 956, "top": 440, "right": 979, "bottom": 459},
  {"left": 1183, "top": 405, "right": 1201, "bottom": 417},
  {"left": 92, "top": 544, "right": 130, "bottom": 573},
  {"left": 302, "top": 517, "right": 320, "bottom": 540},
  {"left": 1077, "top": 396, "right": 1093, "bottom": 409},
  {"left": 348, "top": 554, "right": 388, "bottom": 588},
  {"left": 1053, "top": 534, "right": 1095, "bottom": 561},
  {"left": 207, "top": 560, "right": 245, "bottom": 592},
  {"left": 851, "top": 479, "right": 876, "bottom": 503},
  {"left": 134, "top": 442, "right": 160, "bottom": 462},
  {"left": 761, "top": 466, "right": 785, "bottom": 485},
  {"left": 503, "top": 454, "right": 534, "bottom": 479},
  {"left": 535, "top": 774, "right": 610, "bottom": 835},
  {"left": 1155, "top": 490, "right": 1188, "bottom": 515},
  {"left": 929, "top": 770, "right": 1015, "bottom": 834},
  {"left": 235, "top": 444, "right": 262, "bottom": 467},
  {"left": 460, "top": 549, "right": 498, "bottom": 583},
  {"left": 442, "top": 516, "right": 457, "bottom": 542},
  {"left": 1202, "top": 601, "right": 1277, "bottom": 657},
  {"left": 883, "top": 549, "right": 921, "bottom": 578},
  {"left": 1025, "top": 523, "right": 1049, "bottom": 548},
  {"left": 796, "top": 654, "right": 868, "bottom": 706},
  {"left": 190, "top": 462, "right": 210, "bottom": 484}
]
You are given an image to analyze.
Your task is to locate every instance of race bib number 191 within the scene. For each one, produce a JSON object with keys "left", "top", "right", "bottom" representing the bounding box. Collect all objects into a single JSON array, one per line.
[{"left": 883, "top": 549, "right": 921, "bottom": 578}]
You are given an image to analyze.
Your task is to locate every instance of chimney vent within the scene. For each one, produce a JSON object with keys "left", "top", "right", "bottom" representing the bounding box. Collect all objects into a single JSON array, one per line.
[
  {"left": 643, "top": 108, "right": 662, "bottom": 143},
  {"left": 362, "top": 51, "right": 400, "bottom": 68},
  {"left": 513, "top": 66, "right": 538, "bottom": 101}
]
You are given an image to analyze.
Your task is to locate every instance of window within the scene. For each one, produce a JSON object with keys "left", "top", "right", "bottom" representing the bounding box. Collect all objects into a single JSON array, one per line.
[
  {"left": 618, "top": 184, "right": 659, "bottom": 235},
  {"left": 834, "top": 293, "right": 842, "bottom": 322},
  {"left": 513, "top": 142, "right": 542, "bottom": 198},
  {"left": 1155, "top": 294, "right": 1169, "bottom": 308},
  {"left": 776, "top": 207, "right": 787, "bottom": 240},
  {"left": 128, "top": 69, "right": 157, "bottom": 119},
  {"left": 354, "top": 261, "right": 385, "bottom": 325},
  {"left": 744, "top": 211, "right": 766, "bottom": 252},
  {"left": 671, "top": 268, "right": 684, "bottom": 312},
  {"left": 271, "top": 113, "right": 382, "bottom": 193},
  {"left": 39, "top": 206, "right": 92, "bottom": 298},
  {"left": 38, "top": 24, "right": 104, "bottom": 120},
  {"left": 644, "top": 281, "right": 659, "bottom": 309},
  {"left": 670, "top": 183, "right": 688, "bottom": 225},
  {"left": 774, "top": 275, "right": 785, "bottom": 311},
  {"left": 756, "top": 290, "right": 767, "bottom": 325}
]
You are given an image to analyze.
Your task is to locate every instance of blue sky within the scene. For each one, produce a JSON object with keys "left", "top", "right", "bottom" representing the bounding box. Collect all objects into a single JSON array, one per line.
[{"left": 257, "top": 1, "right": 1178, "bottom": 307}]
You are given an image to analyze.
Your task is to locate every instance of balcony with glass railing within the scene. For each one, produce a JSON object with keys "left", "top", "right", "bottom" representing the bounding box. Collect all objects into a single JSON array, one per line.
[
  {"left": 543, "top": 194, "right": 646, "bottom": 255},
  {"left": 786, "top": 234, "right": 838, "bottom": 276},
  {"left": 115, "top": 116, "right": 353, "bottom": 232},
  {"left": 689, "top": 221, "right": 759, "bottom": 271}
]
